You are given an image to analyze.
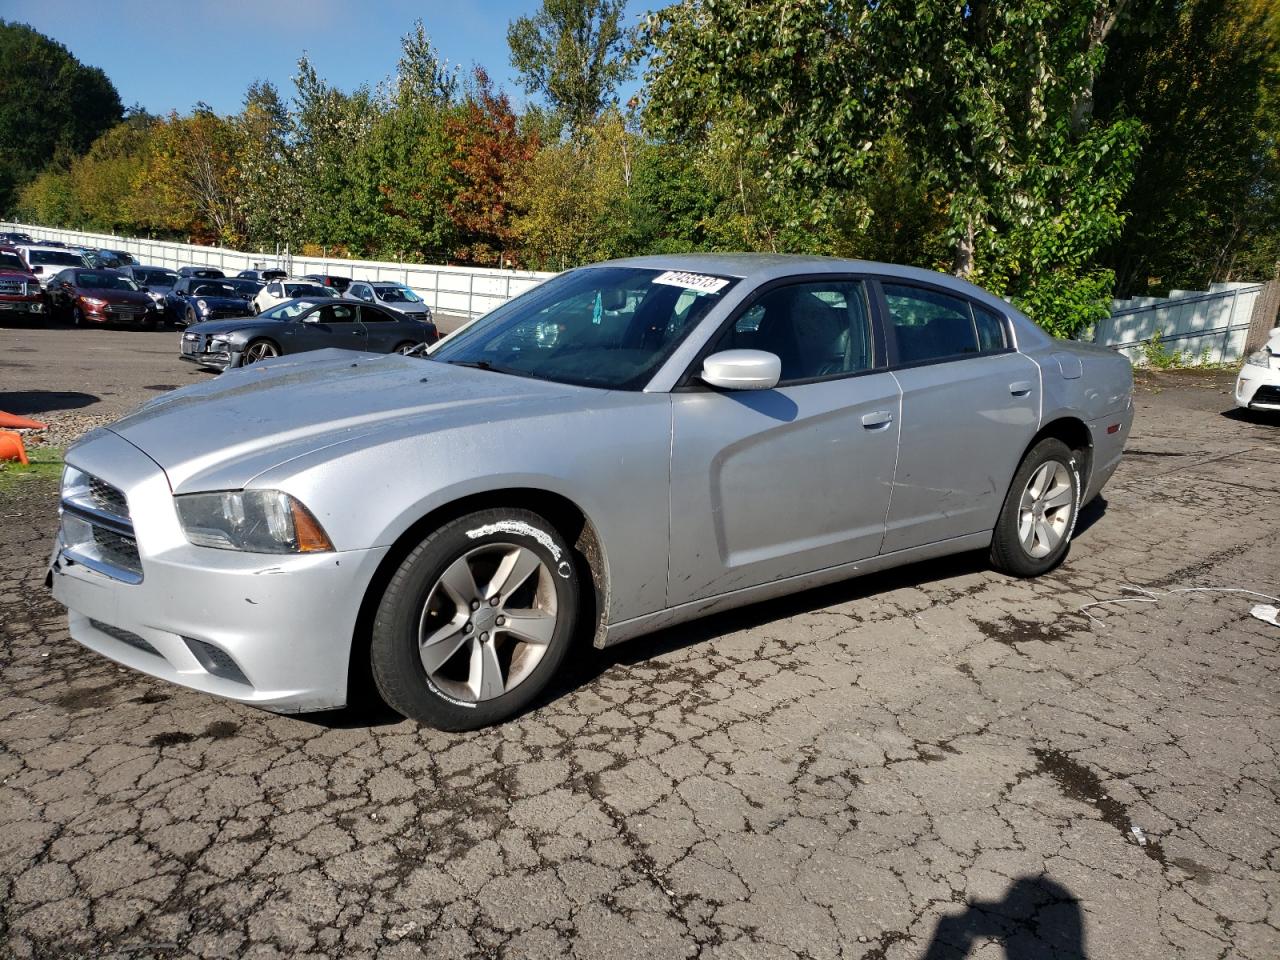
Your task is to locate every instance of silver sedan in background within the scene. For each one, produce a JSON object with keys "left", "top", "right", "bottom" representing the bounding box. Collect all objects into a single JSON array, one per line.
[{"left": 48, "top": 255, "right": 1133, "bottom": 729}]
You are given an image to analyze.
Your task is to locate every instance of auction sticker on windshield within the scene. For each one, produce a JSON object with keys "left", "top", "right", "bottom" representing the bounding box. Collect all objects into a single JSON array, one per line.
[{"left": 652, "top": 270, "right": 730, "bottom": 294}]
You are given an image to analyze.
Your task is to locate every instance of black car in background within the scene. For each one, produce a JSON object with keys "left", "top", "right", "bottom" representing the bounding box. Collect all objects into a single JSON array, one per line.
[
  {"left": 238, "top": 268, "right": 287, "bottom": 282},
  {"left": 167, "top": 277, "right": 256, "bottom": 326},
  {"left": 302, "top": 273, "right": 352, "bottom": 294},
  {"left": 177, "top": 266, "right": 225, "bottom": 279},
  {"left": 180, "top": 297, "right": 438, "bottom": 371},
  {"left": 119, "top": 265, "right": 180, "bottom": 313}
]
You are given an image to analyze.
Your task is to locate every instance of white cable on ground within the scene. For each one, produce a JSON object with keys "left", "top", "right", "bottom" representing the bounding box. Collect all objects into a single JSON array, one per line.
[{"left": 1078, "top": 584, "right": 1280, "bottom": 627}]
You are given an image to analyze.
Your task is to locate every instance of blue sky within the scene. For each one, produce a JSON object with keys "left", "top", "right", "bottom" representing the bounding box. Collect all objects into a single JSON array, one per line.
[{"left": 1, "top": 0, "right": 650, "bottom": 115}]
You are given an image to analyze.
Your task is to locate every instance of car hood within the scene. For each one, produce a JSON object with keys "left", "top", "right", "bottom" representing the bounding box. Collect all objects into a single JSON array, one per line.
[
  {"left": 80, "top": 288, "right": 152, "bottom": 306},
  {"left": 0, "top": 268, "right": 36, "bottom": 281},
  {"left": 105, "top": 350, "right": 586, "bottom": 491},
  {"left": 189, "top": 295, "right": 251, "bottom": 309},
  {"left": 185, "top": 318, "right": 270, "bottom": 337}
]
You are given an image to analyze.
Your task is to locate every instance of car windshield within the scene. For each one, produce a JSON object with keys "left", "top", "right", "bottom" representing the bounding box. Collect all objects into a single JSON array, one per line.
[
  {"left": 260, "top": 298, "right": 328, "bottom": 320},
  {"left": 31, "top": 250, "right": 84, "bottom": 266},
  {"left": 193, "top": 282, "right": 236, "bottom": 296},
  {"left": 431, "top": 266, "right": 738, "bottom": 390},
  {"left": 0, "top": 252, "right": 27, "bottom": 271},
  {"left": 376, "top": 285, "right": 422, "bottom": 303},
  {"left": 285, "top": 283, "right": 330, "bottom": 298},
  {"left": 139, "top": 270, "right": 177, "bottom": 286},
  {"left": 76, "top": 272, "right": 139, "bottom": 291}
]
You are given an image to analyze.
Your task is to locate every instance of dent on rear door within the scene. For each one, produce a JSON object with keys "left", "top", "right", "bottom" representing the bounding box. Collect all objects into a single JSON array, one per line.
[{"left": 882, "top": 353, "right": 1040, "bottom": 553}]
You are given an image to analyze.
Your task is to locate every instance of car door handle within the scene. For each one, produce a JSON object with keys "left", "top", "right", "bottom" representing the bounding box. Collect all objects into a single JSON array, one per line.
[
  {"left": 1009, "top": 380, "right": 1034, "bottom": 397},
  {"left": 861, "top": 410, "right": 894, "bottom": 430}
]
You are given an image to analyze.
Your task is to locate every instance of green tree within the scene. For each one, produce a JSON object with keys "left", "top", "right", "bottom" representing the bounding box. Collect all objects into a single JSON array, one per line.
[
  {"left": 508, "top": 0, "right": 633, "bottom": 138},
  {"left": 0, "top": 21, "right": 123, "bottom": 213},
  {"left": 1097, "top": 0, "right": 1280, "bottom": 293},
  {"left": 642, "top": 0, "right": 1143, "bottom": 337}
]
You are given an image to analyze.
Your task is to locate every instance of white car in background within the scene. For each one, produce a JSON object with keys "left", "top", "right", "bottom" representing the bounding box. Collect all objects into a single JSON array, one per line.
[
  {"left": 17, "top": 245, "right": 87, "bottom": 287},
  {"left": 344, "top": 281, "right": 433, "bottom": 323},
  {"left": 252, "top": 278, "right": 337, "bottom": 314},
  {"left": 1236, "top": 327, "right": 1280, "bottom": 412}
]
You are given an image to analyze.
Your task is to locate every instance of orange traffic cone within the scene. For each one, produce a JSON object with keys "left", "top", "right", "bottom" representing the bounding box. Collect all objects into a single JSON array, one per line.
[
  {"left": 0, "top": 412, "right": 47, "bottom": 430},
  {"left": 0, "top": 431, "right": 29, "bottom": 465}
]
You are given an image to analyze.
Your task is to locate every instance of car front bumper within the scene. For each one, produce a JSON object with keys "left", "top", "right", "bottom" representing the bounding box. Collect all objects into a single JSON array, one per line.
[
  {"left": 1235, "top": 364, "right": 1280, "bottom": 411},
  {"left": 48, "top": 430, "right": 389, "bottom": 713}
]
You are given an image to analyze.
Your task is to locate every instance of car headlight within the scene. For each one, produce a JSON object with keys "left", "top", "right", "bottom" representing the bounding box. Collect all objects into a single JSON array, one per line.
[
  {"left": 1244, "top": 348, "right": 1273, "bottom": 369},
  {"left": 149, "top": 292, "right": 164, "bottom": 304},
  {"left": 196, "top": 299, "right": 208, "bottom": 312},
  {"left": 83, "top": 297, "right": 106, "bottom": 307},
  {"left": 175, "top": 490, "right": 334, "bottom": 553}
]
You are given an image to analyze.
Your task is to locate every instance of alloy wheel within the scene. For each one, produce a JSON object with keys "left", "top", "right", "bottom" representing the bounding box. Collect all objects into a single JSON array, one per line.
[
  {"left": 417, "top": 542, "right": 558, "bottom": 703},
  {"left": 1017, "top": 460, "right": 1074, "bottom": 559},
  {"left": 243, "top": 341, "right": 279, "bottom": 363}
]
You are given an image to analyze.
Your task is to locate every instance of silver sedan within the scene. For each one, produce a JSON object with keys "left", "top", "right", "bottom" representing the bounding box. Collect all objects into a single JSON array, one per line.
[{"left": 48, "top": 255, "right": 1133, "bottom": 729}]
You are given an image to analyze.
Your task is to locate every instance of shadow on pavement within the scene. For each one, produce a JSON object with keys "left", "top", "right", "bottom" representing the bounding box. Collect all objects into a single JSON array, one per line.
[
  {"left": 918, "top": 875, "right": 1086, "bottom": 959},
  {"left": 1220, "top": 406, "right": 1280, "bottom": 426},
  {"left": 0, "top": 389, "right": 99, "bottom": 415}
]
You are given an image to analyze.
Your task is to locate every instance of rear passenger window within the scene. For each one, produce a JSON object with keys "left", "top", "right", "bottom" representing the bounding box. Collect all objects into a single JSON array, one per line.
[
  {"left": 883, "top": 284, "right": 1005, "bottom": 364},
  {"left": 974, "top": 305, "right": 1008, "bottom": 352}
]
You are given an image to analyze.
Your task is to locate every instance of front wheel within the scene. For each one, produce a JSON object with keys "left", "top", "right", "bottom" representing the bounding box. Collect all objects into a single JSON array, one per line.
[
  {"left": 370, "top": 508, "right": 580, "bottom": 730},
  {"left": 990, "top": 438, "right": 1081, "bottom": 577},
  {"left": 242, "top": 339, "right": 280, "bottom": 364}
]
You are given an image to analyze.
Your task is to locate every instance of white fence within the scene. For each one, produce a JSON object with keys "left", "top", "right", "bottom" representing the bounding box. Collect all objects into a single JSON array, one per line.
[
  {"left": 1093, "top": 281, "right": 1265, "bottom": 365},
  {"left": 1, "top": 221, "right": 555, "bottom": 320}
]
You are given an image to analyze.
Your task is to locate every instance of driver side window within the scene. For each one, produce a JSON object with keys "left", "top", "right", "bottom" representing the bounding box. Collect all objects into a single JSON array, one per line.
[
  {"left": 314, "top": 303, "right": 357, "bottom": 324},
  {"left": 267, "top": 282, "right": 282, "bottom": 297},
  {"left": 711, "top": 280, "right": 875, "bottom": 384}
]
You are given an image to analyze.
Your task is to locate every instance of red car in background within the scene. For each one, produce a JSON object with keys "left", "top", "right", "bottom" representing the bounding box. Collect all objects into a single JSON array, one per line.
[
  {"left": 44, "top": 267, "right": 163, "bottom": 327},
  {"left": 0, "top": 245, "right": 48, "bottom": 322}
]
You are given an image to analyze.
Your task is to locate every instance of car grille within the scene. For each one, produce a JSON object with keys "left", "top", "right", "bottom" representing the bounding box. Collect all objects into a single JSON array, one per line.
[
  {"left": 0, "top": 279, "right": 27, "bottom": 295},
  {"left": 184, "top": 638, "right": 250, "bottom": 685},
  {"left": 89, "top": 619, "right": 159, "bottom": 656},
  {"left": 60, "top": 471, "right": 142, "bottom": 583},
  {"left": 1252, "top": 385, "right": 1280, "bottom": 406},
  {"left": 107, "top": 304, "right": 145, "bottom": 318}
]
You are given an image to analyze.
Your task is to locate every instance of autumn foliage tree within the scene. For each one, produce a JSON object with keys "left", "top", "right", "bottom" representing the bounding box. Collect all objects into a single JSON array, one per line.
[{"left": 446, "top": 69, "right": 539, "bottom": 266}]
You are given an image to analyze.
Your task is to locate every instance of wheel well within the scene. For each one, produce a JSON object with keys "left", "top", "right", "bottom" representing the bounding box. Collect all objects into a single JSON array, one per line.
[
  {"left": 1027, "top": 417, "right": 1093, "bottom": 484},
  {"left": 346, "top": 488, "right": 608, "bottom": 707}
]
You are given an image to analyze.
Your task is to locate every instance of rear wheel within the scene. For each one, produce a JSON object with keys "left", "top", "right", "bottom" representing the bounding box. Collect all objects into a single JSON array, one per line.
[
  {"left": 990, "top": 438, "right": 1081, "bottom": 577},
  {"left": 242, "top": 339, "right": 279, "bottom": 364},
  {"left": 393, "top": 341, "right": 421, "bottom": 355},
  {"left": 185, "top": 306, "right": 197, "bottom": 326},
  {"left": 370, "top": 508, "right": 580, "bottom": 730}
]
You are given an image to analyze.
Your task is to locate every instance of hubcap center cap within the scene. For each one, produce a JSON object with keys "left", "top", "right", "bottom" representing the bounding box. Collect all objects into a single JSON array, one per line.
[{"left": 473, "top": 606, "right": 498, "bottom": 634}]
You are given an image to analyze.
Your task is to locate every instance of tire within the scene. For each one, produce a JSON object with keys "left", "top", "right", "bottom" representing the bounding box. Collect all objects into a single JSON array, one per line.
[
  {"left": 241, "top": 339, "right": 280, "bottom": 364},
  {"left": 371, "top": 508, "right": 580, "bottom": 730},
  {"left": 393, "top": 341, "right": 421, "bottom": 355},
  {"left": 185, "top": 306, "right": 198, "bottom": 326},
  {"left": 72, "top": 305, "right": 84, "bottom": 327},
  {"left": 990, "top": 438, "right": 1082, "bottom": 577}
]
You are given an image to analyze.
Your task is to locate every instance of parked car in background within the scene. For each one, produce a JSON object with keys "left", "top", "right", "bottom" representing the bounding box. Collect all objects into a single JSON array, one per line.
[
  {"left": 1236, "top": 327, "right": 1280, "bottom": 413},
  {"left": 238, "top": 268, "right": 287, "bottom": 282},
  {"left": 177, "top": 266, "right": 225, "bottom": 279},
  {"left": 49, "top": 254, "right": 1132, "bottom": 729},
  {"left": 168, "top": 277, "right": 256, "bottom": 326},
  {"left": 45, "top": 267, "right": 163, "bottom": 327},
  {"left": 16, "top": 245, "right": 86, "bottom": 287},
  {"left": 0, "top": 231, "right": 35, "bottom": 245},
  {"left": 344, "top": 280, "right": 432, "bottom": 322},
  {"left": 119, "top": 266, "right": 180, "bottom": 312},
  {"left": 179, "top": 297, "right": 436, "bottom": 370},
  {"left": 0, "top": 245, "right": 48, "bottom": 322},
  {"left": 252, "top": 278, "right": 336, "bottom": 314},
  {"left": 302, "top": 273, "right": 352, "bottom": 294}
]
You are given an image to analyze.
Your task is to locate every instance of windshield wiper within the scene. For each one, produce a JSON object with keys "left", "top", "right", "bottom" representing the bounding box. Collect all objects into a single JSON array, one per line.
[{"left": 445, "top": 359, "right": 498, "bottom": 371}]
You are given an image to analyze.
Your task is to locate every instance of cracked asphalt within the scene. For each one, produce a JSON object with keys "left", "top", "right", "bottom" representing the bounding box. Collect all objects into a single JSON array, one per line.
[{"left": 1, "top": 361, "right": 1278, "bottom": 959}]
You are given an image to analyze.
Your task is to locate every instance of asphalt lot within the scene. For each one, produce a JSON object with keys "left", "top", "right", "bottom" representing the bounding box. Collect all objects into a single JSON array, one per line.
[{"left": 2, "top": 327, "right": 1279, "bottom": 959}]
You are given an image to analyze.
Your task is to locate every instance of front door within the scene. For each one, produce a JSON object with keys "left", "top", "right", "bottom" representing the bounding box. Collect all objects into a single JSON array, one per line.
[
  {"left": 294, "top": 302, "right": 367, "bottom": 354},
  {"left": 667, "top": 278, "right": 901, "bottom": 606}
]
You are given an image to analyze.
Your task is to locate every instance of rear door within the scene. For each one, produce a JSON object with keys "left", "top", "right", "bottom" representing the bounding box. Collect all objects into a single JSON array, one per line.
[
  {"left": 297, "top": 302, "right": 367, "bottom": 354},
  {"left": 876, "top": 280, "right": 1040, "bottom": 553},
  {"left": 356, "top": 304, "right": 405, "bottom": 352},
  {"left": 667, "top": 276, "right": 901, "bottom": 606}
]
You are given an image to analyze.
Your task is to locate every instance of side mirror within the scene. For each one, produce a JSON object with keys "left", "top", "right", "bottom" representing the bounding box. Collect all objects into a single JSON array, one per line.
[
  {"left": 701, "top": 349, "right": 781, "bottom": 391},
  {"left": 31, "top": 265, "right": 43, "bottom": 274}
]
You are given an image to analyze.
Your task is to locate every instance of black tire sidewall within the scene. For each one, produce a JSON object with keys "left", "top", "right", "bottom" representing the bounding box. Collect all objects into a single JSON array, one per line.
[
  {"left": 370, "top": 508, "right": 580, "bottom": 730},
  {"left": 991, "top": 438, "right": 1081, "bottom": 577}
]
